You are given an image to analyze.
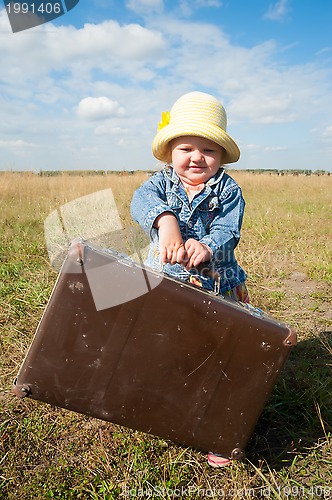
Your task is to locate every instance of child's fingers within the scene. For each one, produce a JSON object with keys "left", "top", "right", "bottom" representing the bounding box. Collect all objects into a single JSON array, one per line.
[
  {"left": 185, "top": 252, "right": 200, "bottom": 269},
  {"left": 177, "top": 246, "right": 189, "bottom": 265},
  {"left": 161, "top": 243, "right": 186, "bottom": 265},
  {"left": 170, "top": 243, "right": 187, "bottom": 265},
  {"left": 184, "top": 240, "right": 201, "bottom": 268},
  {"left": 184, "top": 239, "right": 212, "bottom": 269},
  {"left": 169, "top": 248, "right": 178, "bottom": 265},
  {"left": 184, "top": 240, "right": 195, "bottom": 259},
  {"left": 159, "top": 245, "right": 168, "bottom": 264}
]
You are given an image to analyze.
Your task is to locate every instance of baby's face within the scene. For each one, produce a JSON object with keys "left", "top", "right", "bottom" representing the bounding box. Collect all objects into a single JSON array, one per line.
[{"left": 170, "top": 136, "right": 223, "bottom": 186}]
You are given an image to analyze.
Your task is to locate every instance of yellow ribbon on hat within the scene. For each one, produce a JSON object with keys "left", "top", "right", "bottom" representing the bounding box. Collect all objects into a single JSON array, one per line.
[{"left": 157, "top": 111, "right": 170, "bottom": 131}]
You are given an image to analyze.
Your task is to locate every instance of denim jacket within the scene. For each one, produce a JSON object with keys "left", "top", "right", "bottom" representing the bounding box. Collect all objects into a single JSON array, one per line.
[{"left": 130, "top": 167, "right": 247, "bottom": 294}]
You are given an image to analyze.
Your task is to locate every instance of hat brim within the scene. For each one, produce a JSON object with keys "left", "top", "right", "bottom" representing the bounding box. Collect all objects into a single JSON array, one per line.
[{"left": 152, "top": 122, "right": 240, "bottom": 164}]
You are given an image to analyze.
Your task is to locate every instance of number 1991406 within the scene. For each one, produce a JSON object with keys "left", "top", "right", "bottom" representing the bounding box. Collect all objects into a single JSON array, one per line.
[{"left": 6, "top": 2, "right": 62, "bottom": 14}]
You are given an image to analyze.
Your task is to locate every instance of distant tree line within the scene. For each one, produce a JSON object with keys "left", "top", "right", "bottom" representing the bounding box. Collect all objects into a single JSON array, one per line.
[
  {"left": 238, "top": 169, "right": 330, "bottom": 176},
  {"left": 1, "top": 168, "right": 330, "bottom": 176},
  {"left": 38, "top": 168, "right": 330, "bottom": 176}
]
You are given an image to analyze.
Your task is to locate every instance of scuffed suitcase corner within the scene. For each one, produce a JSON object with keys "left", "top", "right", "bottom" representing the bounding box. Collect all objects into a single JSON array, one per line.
[
  {"left": 283, "top": 328, "right": 297, "bottom": 347},
  {"left": 12, "top": 378, "right": 31, "bottom": 398},
  {"left": 67, "top": 237, "right": 86, "bottom": 265}
]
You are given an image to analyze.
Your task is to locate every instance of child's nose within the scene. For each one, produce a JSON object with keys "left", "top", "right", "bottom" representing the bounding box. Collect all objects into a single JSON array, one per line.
[{"left": 191, "top": 149, "right": 204, "bottom": 161}]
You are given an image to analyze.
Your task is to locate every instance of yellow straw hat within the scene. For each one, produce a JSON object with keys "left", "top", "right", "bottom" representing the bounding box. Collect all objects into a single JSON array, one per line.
[{"left": 152, "top": 91, "right": 240, "bottom": 164}]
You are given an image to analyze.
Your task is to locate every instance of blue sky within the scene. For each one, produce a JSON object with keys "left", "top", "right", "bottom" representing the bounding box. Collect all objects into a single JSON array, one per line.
[{"left": 1, "top": 0, "right": 331, "bottom": 171}]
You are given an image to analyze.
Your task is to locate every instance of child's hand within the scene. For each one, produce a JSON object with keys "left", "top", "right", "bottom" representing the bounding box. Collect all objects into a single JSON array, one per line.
[
  {"left": 155, "top": 213, "right": 188, "bottom": 266},
  {"left": 184, "top": 239, "right": 212, "bottom": 269}
]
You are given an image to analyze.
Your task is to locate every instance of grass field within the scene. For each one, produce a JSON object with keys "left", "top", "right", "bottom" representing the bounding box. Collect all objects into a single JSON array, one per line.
[{"left": 0, "top": 171, "right": 331, "bottom": 499}]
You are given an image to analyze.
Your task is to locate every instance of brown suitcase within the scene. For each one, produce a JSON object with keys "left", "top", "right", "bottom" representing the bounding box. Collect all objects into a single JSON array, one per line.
[{"left": 13, "top": 239, "right": 296, "bottom": 460}]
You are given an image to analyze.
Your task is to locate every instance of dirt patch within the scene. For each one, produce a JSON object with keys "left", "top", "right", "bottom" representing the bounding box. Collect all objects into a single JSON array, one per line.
[
  {"left": 283, "top": 271, "right": 320, "bottom": 295},
  {"left": 282, "top": 271, "right": 331, "bottom": 320}
]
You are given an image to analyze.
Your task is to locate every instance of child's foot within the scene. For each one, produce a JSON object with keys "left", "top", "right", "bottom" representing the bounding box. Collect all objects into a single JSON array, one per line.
[{"left": 207, "top": 452, "right": 231, "bottom": 468}]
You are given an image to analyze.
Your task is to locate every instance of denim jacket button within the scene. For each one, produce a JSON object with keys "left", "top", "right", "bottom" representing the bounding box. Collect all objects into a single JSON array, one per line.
[{"left": 187, "top": 220, "right": 194, "bottom": 228}]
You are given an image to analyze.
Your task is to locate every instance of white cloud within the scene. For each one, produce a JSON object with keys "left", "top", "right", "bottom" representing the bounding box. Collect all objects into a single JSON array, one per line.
[
  {"left": 0, "top": 139, "right": 36, "bottom": 149},
  {"left": 320, "top": 126, "right": 332, "bottom": 157},
  {"left": 228, "top": 91, "right": 298, "bottom": 125},
  {"left": 264, "top": 0, "right": 290, "bottom": 22},
  {"left": 126, "top": 0, "right": 164, "bottom": 14},
  {"left": 95, "top": 125, "right": 129, "bottom": 136},
  {"left": 77, "top": 97, "right": 125, "bottom": 121},
  {"left": 323, "top": 125, "right": 332, "bottom": 138},
  {"left": 0, "top": 13, "right": 166, "bottom": 85},
  {"left": 178, "top": 0, "right": 222, "bottom": 16},
  {"left": 241, "top": 144, "right": 287, "bottom": 153},
  {"left": 264, "top": 146, "right": 288, "bottom": 151},
  {"left": 193, "top": 0, "right": 222, "bottom": 8},
  {"left": 52, "top": 20, "right": 166, "bottom": 63},
  {"left": 155, "top": 21, "right": 330, "bottom": 126}
]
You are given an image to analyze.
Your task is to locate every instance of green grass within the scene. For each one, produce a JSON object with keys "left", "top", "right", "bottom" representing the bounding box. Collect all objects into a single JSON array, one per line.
[{"left": 0, "top": 172, "right": 331, "bottom": 499}]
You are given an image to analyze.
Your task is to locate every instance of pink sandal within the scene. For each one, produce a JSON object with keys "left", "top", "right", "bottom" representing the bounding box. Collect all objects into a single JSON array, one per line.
[{"left": 207, "top": 453, "right": 231, "bottom": 468}]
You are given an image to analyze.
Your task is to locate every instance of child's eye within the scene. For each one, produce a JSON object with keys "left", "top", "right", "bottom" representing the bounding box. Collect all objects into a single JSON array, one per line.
[{"left": 204, "top": 149, "right": 215, "bottom": 153}]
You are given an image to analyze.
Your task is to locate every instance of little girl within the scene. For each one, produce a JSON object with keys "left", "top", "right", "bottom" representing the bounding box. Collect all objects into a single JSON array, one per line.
[{"left": 130, "top": 91, "right": 249, "bottom": 467}]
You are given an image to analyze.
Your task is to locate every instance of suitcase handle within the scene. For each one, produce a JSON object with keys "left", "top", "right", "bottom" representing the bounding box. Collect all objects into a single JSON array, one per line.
[{"left": 195, "top": 262, "right": 221, "bottom": 294}]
